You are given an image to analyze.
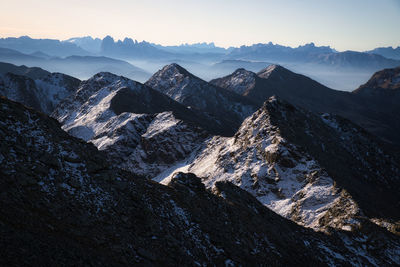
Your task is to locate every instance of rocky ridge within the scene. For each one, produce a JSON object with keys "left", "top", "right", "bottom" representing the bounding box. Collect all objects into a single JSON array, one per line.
[
  {"left": 1, "top": 96, "right": 400, "bottom": 266},
  {"left": 52, "top": 72, "right": 211, "bottom": 178},
  {"left": 157, "top": 97, "right": 400, "bottom": 234}
]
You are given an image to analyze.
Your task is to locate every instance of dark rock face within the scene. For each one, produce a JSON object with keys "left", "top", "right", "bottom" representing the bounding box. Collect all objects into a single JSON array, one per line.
[
  {"left": 146, "top": 63, "right": 257, "bottom": 136},
  {"left": 0, "top": 72, "right": 42, "bottom": 111},
  {"left": 352, "top": 66, "right": 400, "bottom": 148},
  {"left": 0, "top": 63, "right": 80, "bottom": 114},
  {"left": 1, "top": 96, "right": 399, "bottom": 266},
  {"left": 0, "top": 62, "right": 50, "bottom": 79},
  {"left": 260, "top": 98, "right": 400, "bottom": 221}
]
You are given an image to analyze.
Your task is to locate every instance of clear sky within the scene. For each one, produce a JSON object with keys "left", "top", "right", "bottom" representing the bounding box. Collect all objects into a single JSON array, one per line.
[{"left": 0, "top": 0, "right": 399, "bottom": 51}]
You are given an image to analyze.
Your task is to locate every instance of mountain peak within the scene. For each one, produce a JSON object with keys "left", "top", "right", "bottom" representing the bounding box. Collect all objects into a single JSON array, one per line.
[
  {"left": 232, "top": 67, "right": 256, "bottom": 76},
  {"left": 85, "top": 72, "right": 130, "bottom": 87},
  {"left": 256, "top": 64, "right": 287, "bottom": 79},
  {"left": 257, "top": 95, "right": 294, "bottom": 117},
  {"left": 146, "top": 64, "right": 257, "bottom": 136},
  {"left": 91, "top": 71, "right": 122, "bottom": 80},
  {"left": 210, "top": 68, "right": 258, "bottom": 96},
  {"left": 161, "top": 63, "right": 193, "bottom": 77}
]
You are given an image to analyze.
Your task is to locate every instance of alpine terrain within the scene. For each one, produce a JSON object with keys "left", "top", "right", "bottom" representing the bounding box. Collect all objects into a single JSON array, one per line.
[
  {"left": 2, "top": 95, "right": 400, "bottom": 266},
  {"left": 0, "top": 61, "right": 399, "bottom": 266}
]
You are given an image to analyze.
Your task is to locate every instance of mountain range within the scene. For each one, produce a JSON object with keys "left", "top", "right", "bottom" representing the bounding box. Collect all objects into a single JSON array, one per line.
[
  {"left": 0, "top": 47, "right": 150, "bottom": 81},
  {"left": 2, "top": 95, "right": 399, "bottom": 266},
  {"left": 1, "top": 60, "right": 400, "bottom": 265},
  {"left": 367, "top": 46, "right": 400, "bottom": 60},
  {"left": 1, "top": 36, "right": 400, "bottom": 91}
]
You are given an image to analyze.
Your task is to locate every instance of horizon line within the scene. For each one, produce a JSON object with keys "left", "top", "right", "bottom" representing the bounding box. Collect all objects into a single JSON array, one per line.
[{"left": 1, "top": 34, "right": 400, "bottom": 53}]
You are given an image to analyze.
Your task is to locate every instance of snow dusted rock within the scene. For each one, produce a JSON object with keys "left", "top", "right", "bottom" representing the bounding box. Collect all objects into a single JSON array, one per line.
[
  {"left": 210, "top": 68, "right": 258, "bottom": 96},
  {"left": 33, "top": 72, "right": 80, "bottom": 113},
  {"left": 158, "top": 97, "right": 400, "bottom": 233},
  {"left": 0, "top": 69, "right": 80, "bottom": 114},
  {"left": 2, "top": 97, "right": 400, "bottom": 266},
  {"left": 53, "top": 72, "right": 209, "bottom": 178},
  {"left": 146, "top": 63, "right": 257, "bottom": 136}
]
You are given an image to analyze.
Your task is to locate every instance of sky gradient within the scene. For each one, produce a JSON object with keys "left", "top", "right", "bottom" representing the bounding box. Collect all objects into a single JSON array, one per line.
[{"left": 1, "top": 0, "right": 399, "bottom": 51}]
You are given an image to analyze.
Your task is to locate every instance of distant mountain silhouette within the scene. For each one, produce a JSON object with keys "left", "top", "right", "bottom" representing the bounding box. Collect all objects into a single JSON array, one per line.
[
  {"left": 0, "top": 48, "right": 150, "bottom": 81},
  {"left": 227, "top": 42, "right": 335, "bottom": 61},
  {"left": 367, "top": 46, "right": 400, "bottom": 60},
  {"left": 100, "top": 35, "right": 172, "bottom": 59},
  {"left": 0, "top": 36, "right": 90, "bottom": 57},
  {"left": 65, "top": 36, "right": 102, "bottom": 54}
]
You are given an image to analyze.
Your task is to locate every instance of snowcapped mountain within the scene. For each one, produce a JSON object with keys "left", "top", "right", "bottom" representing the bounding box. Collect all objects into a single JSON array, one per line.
[
  {"left": 47, "top": 66, "right": 399, "bottom": 231},
  {"left": 2, "top": 95, "right": 400, "bottom": 266},
  {"left": 52, "top": 72, "right": 217, "bottom": 178},
  {"left": 146, "top": 63, "right": 257, "bottom": 135},
  {"left": 0, "top": 65, "right": 80, "bottom": 114},
  {"left": 157, "top": 97, "right": 400, "bottom": 233}
]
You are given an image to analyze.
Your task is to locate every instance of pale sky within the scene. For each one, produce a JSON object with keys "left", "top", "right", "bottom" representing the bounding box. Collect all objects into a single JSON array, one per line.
[{"left": 0, "top": 0, "right": 399, "bottom": 51}]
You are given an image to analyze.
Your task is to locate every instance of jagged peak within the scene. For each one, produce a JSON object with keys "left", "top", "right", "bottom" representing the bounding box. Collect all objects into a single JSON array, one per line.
[
  {"left": 239, "top": 96, "right": 298, "bottom": 130},
  {"left": 146, "top": 63, "right": 207, "bottom": 89},
  {"left": 238, "top": 96, "right": 288, "bottom": 127},
  {"left": 257, "top": 95, "right": 290, "bottom": 115}
]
